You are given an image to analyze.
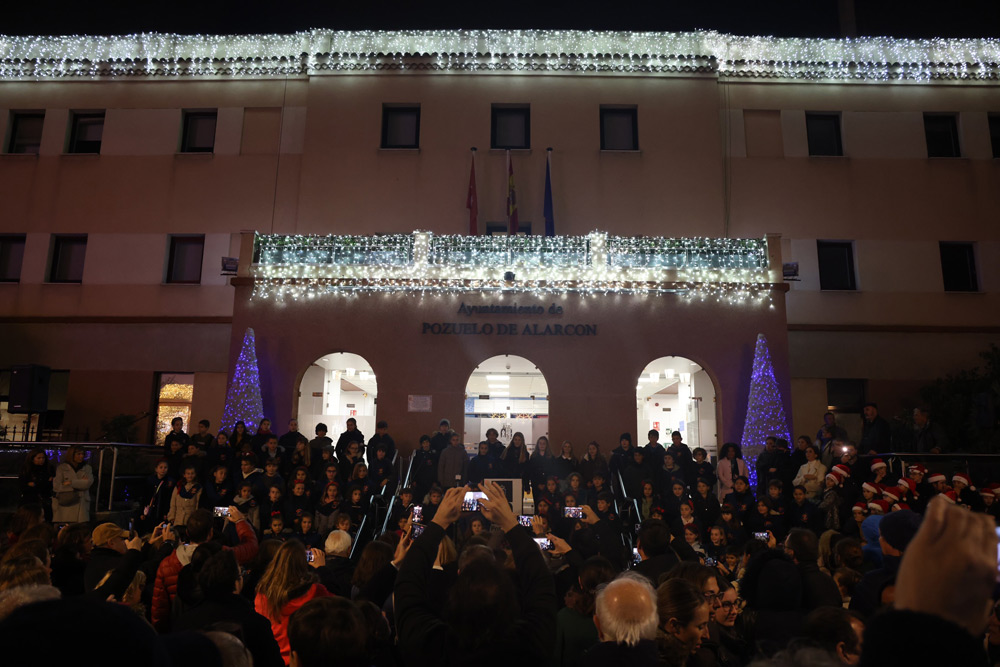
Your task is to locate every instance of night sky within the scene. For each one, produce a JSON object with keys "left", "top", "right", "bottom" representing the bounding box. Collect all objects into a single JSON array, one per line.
[{"left": 4, "top": 0, "right": 1000, "bottom": 38}]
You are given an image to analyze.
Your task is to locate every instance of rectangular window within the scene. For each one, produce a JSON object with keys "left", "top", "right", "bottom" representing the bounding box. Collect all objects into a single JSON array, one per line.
[
  {"left": 924, "top": 113, "right": 961, "bottom": 158},
  {"left": 68, "top": 111, "right": 105, "bottom": 154},
  {"left": 600, "top": 106, "right": 638, "bottom": 151},
  {"left": 49, "top": 235, "right": 87, "bottom": 283},
  {"left": 0, "top": 235, "right": 26, "bottom": 282},
  {"left": 826, "top": 378, "right": 867, "bottom": 413},
  {"left": 805, "top": 112, "right": 843, "bottom": 156},
  {"left": 381, "top": 105, "right": 420, "bottom": 149},
  {"left": 155, "top": 372, "right": 194, "bottom": 447},
  {"left": 7, "top": 112, "right": 44, "bottom": 154},
  {"left": 940, "top": 242, "right": 978, "bottom": 292},
  {"left": 486, "top": 222, "right": 531, "bottom": 236},
  {"left": 166, "top": 235, "right": 205, "bottom": 284},
  {"left": 989, "top": 114, "right": 1000, "bottom": 159},
  {"left": 816, "top": 240, "right": 857, "bottom": 291},
  {"left": 181, "top": 110, "right": 217, "bottom": 153},
  {"left": 491, "top": 105, "right": 530, "bottom": 150}
]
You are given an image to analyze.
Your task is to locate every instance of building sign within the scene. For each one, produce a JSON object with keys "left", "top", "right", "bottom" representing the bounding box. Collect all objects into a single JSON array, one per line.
[
  {"left": 422, "top": 322, "right": 597, "bottom": 336},
  {"left": 457, "top": 302, "right": 563, "bottom": 316},
  {"left": 408, "top": 395, "right": 433, "bottom": 412}
]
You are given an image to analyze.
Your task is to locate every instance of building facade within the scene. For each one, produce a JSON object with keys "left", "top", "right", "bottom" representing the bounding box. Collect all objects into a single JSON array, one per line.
[{"left": 1, "top": 31, "right": 998, "bottom": 453}]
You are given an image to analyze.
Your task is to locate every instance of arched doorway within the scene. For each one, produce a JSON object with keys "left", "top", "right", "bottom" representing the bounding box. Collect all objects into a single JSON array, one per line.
[
  {"left": 636, "top": 356, "right": 718, "bottom": 457},
  {"left": 298, "top": 353, "right": 377, "bottom": 442},
  {"left": 465, "top": 355, "right": 549, "bottom": 452}
]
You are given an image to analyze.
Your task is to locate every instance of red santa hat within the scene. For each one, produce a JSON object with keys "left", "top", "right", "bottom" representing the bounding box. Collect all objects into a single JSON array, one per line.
[
  {"left": 870, "top": 458, "right": 886, "bottom": 472},
  {"left": 861, "top": 481, "right": 881, "bottom": 495},
  {"left": 868, "top": 499, "right": 891, "bottom": 514},
  {"left": 898, "top": 478, "right": 917, "bottom": 494},
  {"left": 908, "top": 464, "right": 927, "bottom": 475},
  {"left": 981, "top": 488, "right": 996, "bottom": 499},
  {"left": 892, "top": 502, "right": 910, "bottom": 512},
  {"left": 826, "top": 471, "right": 842, "bottom": 484},
  {"left": 852, "top": 502, "right": 868, "bottom": 514},
  {"left": 832, "top": 464, "right": 851, "bottom": 478},
  {"left": 942, "top": 490, "right": 957, "bottom": 504},
  {"left": 927, "top": 473, "right": 946, "bottom": 484},
  {"left": 881, "top": 486, "right": 902, "bottom": 502},
  {"left": 952, "top": 473, "right": 972, "bottom": 488}
]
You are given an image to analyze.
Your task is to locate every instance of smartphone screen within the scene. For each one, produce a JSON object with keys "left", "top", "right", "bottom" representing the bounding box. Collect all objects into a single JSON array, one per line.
[
  {"left": 564, "top": 507, "right": 583, "bottom": 519},
  {"left": 305, "top": 549, "right": 314, "bottom": 562},
  {"left": 754, "top": 532, "right": 769, "bottom": 542},
  {"left": 632, "top": 547, "right": 642, "bottom": 565},
  {"left": 411, "top": 505, "right": 423, "bottom": 523},
  {"left": 412, "top": 523, "right": 426, "bottom": 538},
  {"left": 213, "top": 506, "right": 230, "bottom": 518},
  {"left": 518, "top": 515, "right": 534, "bottom": 528},
  {"left": 533, "top": 537, "right": 553, "bottom": 551},
  {"left": 462, "top": 491, "right": 486, "bottom": 512}
]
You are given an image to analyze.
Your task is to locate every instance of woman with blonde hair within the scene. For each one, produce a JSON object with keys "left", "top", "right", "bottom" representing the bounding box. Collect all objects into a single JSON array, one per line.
[
  {"left": 52, "top": 445, "right": 94, "bottom": 523},
  {"left": 254, "top": 539, "right": 330, "bottom": 665}
]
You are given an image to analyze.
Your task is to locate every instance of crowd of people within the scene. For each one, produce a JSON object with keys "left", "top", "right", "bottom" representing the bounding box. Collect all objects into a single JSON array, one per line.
[{"left": 1, "top": 407, "right": 998, "bottom": 667}]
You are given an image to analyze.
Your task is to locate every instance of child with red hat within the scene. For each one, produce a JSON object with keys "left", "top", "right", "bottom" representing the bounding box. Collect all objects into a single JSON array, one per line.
[
  {"left": 952, "top": 473, "right": 985, "bottom": 512},
  {"left": 870, "top": 458, "right": 889, "bottom": 486}
]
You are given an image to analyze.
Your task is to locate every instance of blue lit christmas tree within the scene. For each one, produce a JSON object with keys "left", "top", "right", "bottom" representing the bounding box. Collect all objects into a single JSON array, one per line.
[
  {"left": 222, "top": 328, "right": 265, "bottom": 432},
  {"left": 740, "top": 334, "right": 791, "bottom": 488}
]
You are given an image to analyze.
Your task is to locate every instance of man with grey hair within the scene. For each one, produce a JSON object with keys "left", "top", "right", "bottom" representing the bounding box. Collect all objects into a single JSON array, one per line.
[
  {"left": 582, "top": 572, "right": 659, "bottom": 666},
  {"left": 315, "top": 530, "right": 354, "bottom": 597}
]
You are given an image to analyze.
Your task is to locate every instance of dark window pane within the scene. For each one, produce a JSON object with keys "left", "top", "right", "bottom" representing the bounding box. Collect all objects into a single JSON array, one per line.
[
  {"left": 940, "top": 242, "right": 978, "bottom": 292},
  {"left": 491, "top": 106, "right": 530, "bottom": 149},
  {"left": 601, "top": 107, "right": 638, "bottom": 150},
  {"left": 8, "top": 113, "right": 44, "bottom": 154},
  {"left": 0, "top": 235, "right": 26, "bottom": 282},
  {"left": 50, "top": 236, "right": 87, "bottom": 283},
  {"left": 182, "top": 111, "right": 217, "bottom": 152},
  {"left": 381, "top": 106, "right": 420, "bottom": 148},
  {"left": 989, "top": 114, "right": 1000, "bottom": 159},
  {"left": 806, "top": 113, "right": 843, "bottom": 156},
  {"left": 817, "top": 241, "right": 857, "bottom": 291},
  {"left": 924, "top": 114, "right": 961, "bottom": 158},
  {"left": 826, "top": 379, "right": 866, "bottom": 413},
  {"left": 69, "top": 112, "right": 104, "bottom": 153},
  {"left": 167, "top": 236, "right": 205, "bottom": 283},
  {"left": 485, "top": 222, "right": 531, "bottom": 236}
]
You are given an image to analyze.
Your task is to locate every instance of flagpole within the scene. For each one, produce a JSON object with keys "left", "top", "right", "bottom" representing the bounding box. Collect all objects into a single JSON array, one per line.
[
  {"left": 467, "top": 147, "right": 478, "bottom": 236},
  {"left": 544, "top": 147, "right": 555, "bottom": 237}
]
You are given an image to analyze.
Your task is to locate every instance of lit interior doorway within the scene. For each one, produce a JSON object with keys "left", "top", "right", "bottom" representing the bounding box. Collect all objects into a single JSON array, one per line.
[
  {"left": 636, "top": 356, "right": 718, "bottom": 457},
  {"left": 465, "top": 355, "right": 549, "bottom": 454},
  {"left": 298, "top": 353, "right": 377, "bottom": 441}
]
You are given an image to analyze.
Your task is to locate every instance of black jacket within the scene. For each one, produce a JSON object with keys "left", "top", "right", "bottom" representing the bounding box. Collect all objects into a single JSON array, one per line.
[
  {"left": 797, "top": 561, "right": 842, "bottom": 611},
  {"left": 84, "top": 546, "right": 125, "bottom": 593},
  {"left": 581, "top": 638, "right": 659, "bottom": 667},
  {"left": 860, "top": 609, "right": 983, "bottom": 667},
  {"left": 850, "top": 554, "right": 900, "bottom": 619},
  {"left": 315, "top": 556, "right": 355, "bottom": 597},
  {"left": 174, "top": 594, "right": 284, "bottom": 667}
]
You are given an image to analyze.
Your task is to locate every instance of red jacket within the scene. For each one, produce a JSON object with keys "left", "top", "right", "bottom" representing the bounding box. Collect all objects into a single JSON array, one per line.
[
  {"left": 151, "top": 519, "right": 258, "bottom": 632},
  {"left": 255, "top": 583, "right": 331, "bottom": 665}
]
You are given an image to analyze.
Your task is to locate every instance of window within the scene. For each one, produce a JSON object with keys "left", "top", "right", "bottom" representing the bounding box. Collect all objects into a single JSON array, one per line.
[
  {"left": 0, "top": 235, "right": 26, "bottom": 282},
  {"left": 68, "top": 111, "right": 105, "bottom": 154},
  {"left": 924, "top": 113, "right": 961, "bottom": 157},
  {"left": 989, "top": 114, "right": 1000, "bottom": 159},
  {"left": 7, "top": 112, "right": 44, "bottom": 154},
  {"left": 486, "top": 222, "right": 531, "bottom": 236},
  {"left": 826, "top": 379, "right": 867, "bottom": 413},
  {"left": 181, "top": 110, "right": 217, "bottom": 153},
  {"left": 816, "top": 240, "right": 857, "bottom": 291},
  {"left": 491, "top": 105, "right": 530, "bottom": 149},
  {"left": 381, "top": 105, "right": 420, "bottom": 148},
  {"left": 166, "top": 235, "right": 205, "bottom": 284},
  {"left": 940, "top": 242, "right": 978, "bottom": 292},
  {"left": 49, "top": 235, "right": 87, "bottom": 283},
  {"left": 805, "top": 113, "right": 843, "bottom": 156},
  {"left": 600, "top": 106, "right": 638, "bottom": 151},
  {"left": 155, "top": 372, "right": 194, "bottom": 447}
]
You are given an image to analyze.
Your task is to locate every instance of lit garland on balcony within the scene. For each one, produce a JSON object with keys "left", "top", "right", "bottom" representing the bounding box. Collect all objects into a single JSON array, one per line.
[
  {"left": 249, "top": 231, "right": 776, "bottom": 305},
  {"left": 1, "top": 30, "right": 998, "bottom": 82}
]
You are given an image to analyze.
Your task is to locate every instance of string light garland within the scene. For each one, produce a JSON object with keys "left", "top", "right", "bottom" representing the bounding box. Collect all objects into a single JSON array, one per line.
[
  {"left": 251, "top": 230, "right": 776, "bottom": 305},
  {"left": 739, "top": 334, "right": 791, "bottom": 488},
  {"left": 1, "top": 30, "right": 999, "bottom": 81},
  {"left": 221, "top": 328, "right": 266, "bottom": 432}
]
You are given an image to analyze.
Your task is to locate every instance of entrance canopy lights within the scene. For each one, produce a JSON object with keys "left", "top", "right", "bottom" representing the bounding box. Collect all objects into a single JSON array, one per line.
[
  {"left": 2, "top": 30, "right": 999, "bottom": 82},
  {"left": 251, "top": 231, "right": 777, "bottom": 305}
]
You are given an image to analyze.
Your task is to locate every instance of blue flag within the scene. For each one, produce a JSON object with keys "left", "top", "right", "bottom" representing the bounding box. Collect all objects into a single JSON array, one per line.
[{"left": 543, "top": 151, "right": 555, "bottom": 237}]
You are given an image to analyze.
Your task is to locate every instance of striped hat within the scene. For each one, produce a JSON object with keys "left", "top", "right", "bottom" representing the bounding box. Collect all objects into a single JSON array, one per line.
[
  {"left": 908, "top": 464, "right": 927, "bottom": 475},
  {"left": 927, "top": 473, "right": 946, "bottom": 484},
  {"left": 861, "top": 482, "right": 881, "bottom": 495},
  {"left": 952, "top": 473, "right": 972, "bottom": 488},
  {"left": 832, "top": 464, "right": 851, "bottom": 478},
  {"left": 898, "top": 478, "right": 916, "bottom": 494},
  {"left": 941, "top": 490, "right": 957, "bottom": 504},
  {"left": 852, "top": 502, "right": 868, "bottom": 514},
  {"left": 870, "top": 458, "right": 886, "bottom": 472},
  {"left": 881, "top": 487, "right": 902, "bottom": 502},
  {"left": 868, "top": 499, "right": 891, "bottom": 514}
]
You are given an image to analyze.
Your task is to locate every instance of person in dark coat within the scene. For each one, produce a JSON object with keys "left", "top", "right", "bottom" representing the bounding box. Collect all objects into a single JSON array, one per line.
[
  {"left": 365, "top": 420, "right": 396, "bottom": 465},
  {"left": 412, "top": 436, "right": 440, "bottom": 502},
  {"left": 467, "top": 441, "right": 499, "bottom": 486},
  {"left": 18, "top": 448, "right": 54, "bottom": 513},
  {"left": 666, "top": 431, "right": 695, "bottom": 486},
  {"left": 334, "top": 418, "right": 366, "bottom": 460},
  {"left": 859, "top": 402, "right": 891, "bottom": 455},
  {"left": 783, "top": 527, "right": 842, "bottom": 611},
  {"left": 608, "top": 433, "right": 636, "bottom": 478},
  {"left": 632, "top": 519, "right": 699, "bottom": 585},
  {"left": 174, "top": 549, "right": 284, "bottom": 667},
  {"left": 581, "top": 573, "right": 660, "bottom": 667},
  {"left": 429, "top": 419, "right": 454, "bottom": 454},
  {"left": 479, "top": 428, "right": 506, "bottom": 460},
  {"left": 850, "top": 509, "right": 922, "bottom": 619},
  {"left": 739, "top": 548, "right": 805, "bottom": 657}
]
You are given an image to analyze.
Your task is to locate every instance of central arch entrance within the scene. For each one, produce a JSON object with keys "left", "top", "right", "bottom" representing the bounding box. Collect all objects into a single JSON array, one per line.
[
  {"left": 464, "top": 355, "right": 549, "bottom": 451},
  {"left": 298, "top": 352, "right": 377, "bottom": 441},
  {"left": 636, "top": 356, "right": 718, "bottom": 457}
]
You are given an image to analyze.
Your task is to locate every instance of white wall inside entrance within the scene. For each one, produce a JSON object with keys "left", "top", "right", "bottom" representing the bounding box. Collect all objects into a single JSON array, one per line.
[
  {"left": 465, "top": 355, "right": 549, "bottom": 451},
  {"left": 637, "top": 357, "right": 718, "bottom": 458},
  {"left": 298, "top": 353, "right": 377, "bottom": 442}
]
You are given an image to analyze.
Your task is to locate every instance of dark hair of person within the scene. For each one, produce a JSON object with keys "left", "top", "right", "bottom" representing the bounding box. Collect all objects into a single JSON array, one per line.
[
  {"left": 376, "top": 420, "right": 388, "bottom": 429},
  {"left": 785, "top": 528, "right": 819, "bottom": 563},
  {"left": 443, "top": 556, "right": 520, "bottom": 652},
  {"left": 571, "top": 556, "right": 616, "bottom": 616},
  {"left": 8, "top": 504, "right": 43, "bottom": 537},
  {"left": 637, "top": 519, "right": 672, "bottom": 558},
  {"left": 0, "top": 555, "right": 48, "bottom": 591},
  {"left": 768, "top": 480, "right": 783, "bottom": 491},
  {"left": 661, "top": 561, "right": 717, "bottom": 590},
  {"left": 719, "top": 442, "right": 742, "bottom": 459},
  {"left": 351, "top": 540, "right": 393, "bottom": 589},
  {"left": 743, "top": 539, "right": 769, "bottom": 559},
  {"left": 419, "top": 435, "right": 431, "bottom": 445},
  {"left": 198, "top": 549, "right": 241, "bottom": 600},
  {"left": 199, "top": 419, "right": 210, "bottom": 428},
  {"left": 1, "top": 538, "right": 48, "bottom": 565},
  {"left": 793, "top": 484, "right": 808, "bottom": 495},
  {"left": 19, "top": 522, "right": 56, "bottom": 546},
  {"left": 833, "top": 568, "right": 862, "bottom": 598},
  {"left": 800, "top": 606, "right": 863, "bottom": 656},
  {"left": 833, "top": 538, "right": 864, "bottom": 570},
  {"left": 806, "top": 444, "right": 820, "bottom": 457},
  {"left": 288, "top": 597, "right": 367, "bottom": 667},
  {"left": 655, "top": 577, "right": 706, "bottom": 628},
  {"left": 186, "top": 509, "right": 215, "bottom": 544},
  {"left": 21, "top": 448, "right": 50, "bottom": 475},
  {"left": 56, "top": 523, "right": 92, "bottom": 553}
]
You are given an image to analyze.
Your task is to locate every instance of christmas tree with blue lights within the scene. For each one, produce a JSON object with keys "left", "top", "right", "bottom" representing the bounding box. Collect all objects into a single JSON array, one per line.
[
  {"left": 740, "top": 334, "right": 791, "bottom": 488},
  {"left": 222, "top": 328, "right": 265, "bottom": 433}
]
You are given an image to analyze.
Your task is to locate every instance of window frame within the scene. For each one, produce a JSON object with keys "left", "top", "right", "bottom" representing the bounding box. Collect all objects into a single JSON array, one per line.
[
  {"left": 380, "top": 105, "right": 421, "bottom": 149},
  {"left": 180, "top": 110, "right": 218, "bottom": 153},
  {"left": 924, "top": 113, "right": 962, "bottom": 158},
  {"left": 599, "top": 106, "right": 639, "bottom": 151},
  {"left": 165, "top": 235, "right": 206, "bottom": 284},
  {"left": 816, "top": 240, "right": 858, "bottom": 291},
  {"left": 805, "top": 112, "right": 844, "bottom": 157},
  {"left": 67, "top": 111, "right": 106, "bottom": 154},
  {"left": 491, "top": 105, "right": 531, "bottom": 150},
  {"left": 48, "top": 235, "right": 88, "bottom": 284},
  {"left": 939, "top": 242, "right": 979, "bottom": 293},
  {"left": 0, "top": 234, "right": 27, "bottom": 283},
  {"left": 6, "top": 111, "right": 45, "bottom": 155}
]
